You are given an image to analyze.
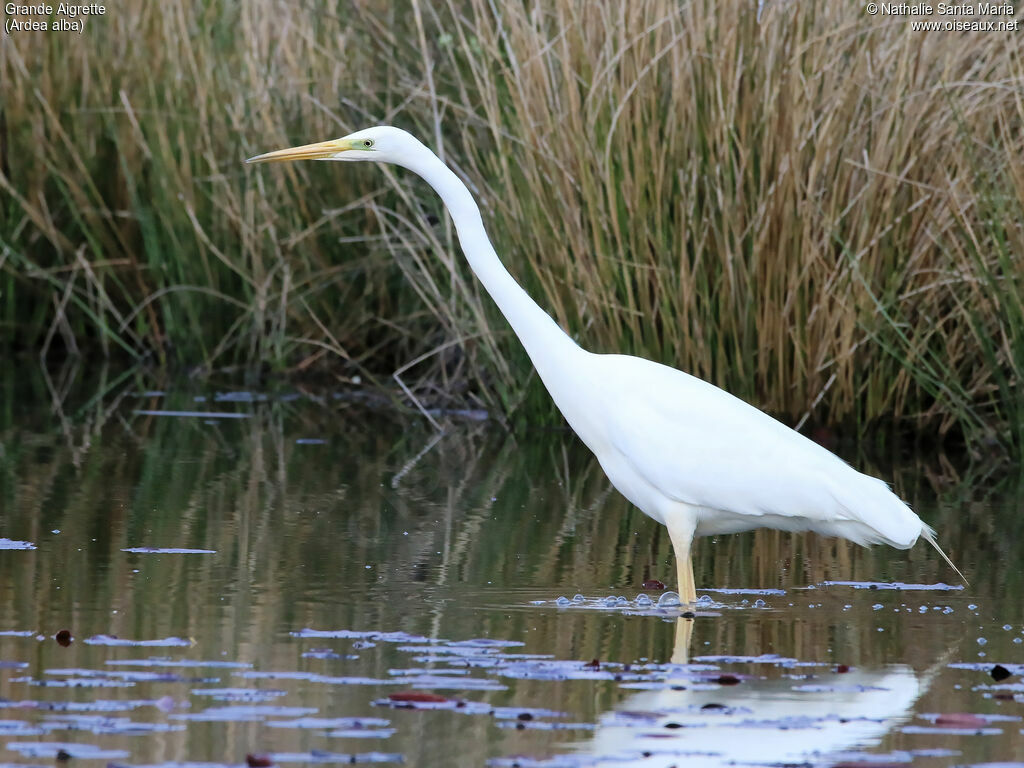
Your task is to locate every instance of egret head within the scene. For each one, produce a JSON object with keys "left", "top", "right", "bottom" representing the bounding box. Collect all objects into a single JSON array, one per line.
[{"left": 246, "top": 126, "right": 426, "bottom": 167}]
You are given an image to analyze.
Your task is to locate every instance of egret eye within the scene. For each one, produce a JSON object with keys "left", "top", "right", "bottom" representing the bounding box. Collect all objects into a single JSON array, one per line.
[{"left": 363, "top": 139, "right": 374, "bottom": 148}]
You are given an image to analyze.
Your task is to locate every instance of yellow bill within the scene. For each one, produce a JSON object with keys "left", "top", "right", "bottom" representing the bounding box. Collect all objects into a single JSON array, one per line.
[{"left": 246, "top": 139, "right": 349, "bottom": 164}]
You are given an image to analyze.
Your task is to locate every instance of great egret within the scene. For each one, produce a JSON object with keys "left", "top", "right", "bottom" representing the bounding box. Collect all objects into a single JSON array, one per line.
[{"left": 247, "top": 126, "right": 964, "bottom": 602}]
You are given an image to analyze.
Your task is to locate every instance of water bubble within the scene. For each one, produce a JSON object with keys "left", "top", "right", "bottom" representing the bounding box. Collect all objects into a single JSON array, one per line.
[
  {"left": 555, "top": 596, "right": 570, "bottom": 607},
  {"left": 572, "top": 594, "right": 585, "bottom": 603},
  {"left": 616, "top": 596, "right": 629, "bottom": 606},
  {"left": 696, "top": 595, "right": 715, "bottom": 607},
  {"left": 943, "top": 607, "right": 954, "bottom": 614},
  {"left": 657, "top": 592, "right": 682, "bottom": 608},
  {"left": 968, "top": 604, "right": 978, "bottom": 610},
  {"left": 877, "top": 627, "right": 884, "bottom": 632},
  {"left": 603, "top": 596, "right": 617, "bottom": 608},
  {"left": 753, "top": 599, "right": 766, "bottom": 608},
  {"left": 919, "top": 606, "right": 928, "bottom": 613},
  {"left": 1003, "top": 624, "right": 1013, "bottom": 631},
  {"left": 635, "top": 594, "right": 652, "bottom": 607},
  {"left": 1014, "top": 638, "right": 1022, "bottom": 645},
  {"left": 977, "top": 637, "right": 987, "bottom": 646}
]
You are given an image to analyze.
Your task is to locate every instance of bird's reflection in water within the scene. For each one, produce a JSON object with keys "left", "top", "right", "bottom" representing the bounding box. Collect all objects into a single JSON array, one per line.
[{"left": 575, "top": 617, "right": 929, "bottom": 767}]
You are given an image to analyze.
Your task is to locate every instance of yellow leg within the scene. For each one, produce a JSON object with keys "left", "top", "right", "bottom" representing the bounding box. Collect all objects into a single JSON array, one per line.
[{"left": 665, "top": 513, "right": 697, "bottom": 605}]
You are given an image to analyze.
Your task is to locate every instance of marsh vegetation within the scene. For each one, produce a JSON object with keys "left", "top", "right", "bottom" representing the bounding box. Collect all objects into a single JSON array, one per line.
[{"left": 2, "top": 2, "right": 1022, "bottom": 450}]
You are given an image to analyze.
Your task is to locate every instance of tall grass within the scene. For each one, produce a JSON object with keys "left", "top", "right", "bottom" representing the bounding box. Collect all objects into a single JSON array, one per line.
[{"left": 2, "top": 1, "right": 1022, "bottom": 448}]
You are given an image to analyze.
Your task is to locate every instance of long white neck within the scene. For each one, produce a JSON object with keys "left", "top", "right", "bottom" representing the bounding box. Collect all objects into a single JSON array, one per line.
[{"left": 398, "top": 148, "right": 582, "bottom": 383}]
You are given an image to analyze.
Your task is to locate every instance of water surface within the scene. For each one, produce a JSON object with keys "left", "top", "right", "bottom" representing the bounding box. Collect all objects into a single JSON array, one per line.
[{"left": 1, "top": 379, "right": 1023, "bottom": 766}]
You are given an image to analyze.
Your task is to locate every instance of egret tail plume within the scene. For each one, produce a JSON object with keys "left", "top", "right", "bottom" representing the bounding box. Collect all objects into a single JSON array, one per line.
[{"left": 921, "top": 527, "right": 967, "bottom": 585}]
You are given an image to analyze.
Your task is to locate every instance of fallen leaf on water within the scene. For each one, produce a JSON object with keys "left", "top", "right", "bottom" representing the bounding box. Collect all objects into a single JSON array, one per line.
[
  {"left": 991, "top": 664, "right": 1012, "bottom": 682},
  {"left": 934, "top": 713, "right": 987, "bottom": 727},
  {"left": 387, "top": 691, "right": 448, "bottom": 703}
]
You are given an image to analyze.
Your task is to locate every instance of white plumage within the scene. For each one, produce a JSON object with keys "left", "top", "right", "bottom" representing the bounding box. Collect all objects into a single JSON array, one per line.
[{"left": 247, "top": 126, "right": 963, "bottom": 602}]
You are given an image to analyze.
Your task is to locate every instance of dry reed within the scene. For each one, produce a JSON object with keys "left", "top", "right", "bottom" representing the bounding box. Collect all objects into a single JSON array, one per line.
[{"left": 2, "top": 1, "right": 1021, "bottom": 448}]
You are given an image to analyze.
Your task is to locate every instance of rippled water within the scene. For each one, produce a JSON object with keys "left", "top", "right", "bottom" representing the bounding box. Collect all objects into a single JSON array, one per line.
[{"left": 2, "top": 375, "right": 1024, "bottom": 766}]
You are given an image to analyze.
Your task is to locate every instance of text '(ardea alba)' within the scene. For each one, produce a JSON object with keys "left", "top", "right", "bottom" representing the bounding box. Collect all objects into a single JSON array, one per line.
[{"left": 247, "top": 126, "right": 964, "bottom": 602}]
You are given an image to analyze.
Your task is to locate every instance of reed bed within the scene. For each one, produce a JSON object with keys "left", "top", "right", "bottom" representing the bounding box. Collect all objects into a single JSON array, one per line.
[{"left": 2, "top": 1, "right": 1022, "bottom": 449}]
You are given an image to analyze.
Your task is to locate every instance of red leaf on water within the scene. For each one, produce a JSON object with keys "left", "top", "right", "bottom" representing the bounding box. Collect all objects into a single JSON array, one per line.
[
  {"left": 388, "top": 691, "right": 448, "bottom": 703},
  {"left": 641, "top": 580, "right": 666, "bottom": 591},
  {"left": 245, "top": 754, "right": 273, "bottom": 767},
  {"left": 934, "top": 713, "right": 987, "bottom": 727}
]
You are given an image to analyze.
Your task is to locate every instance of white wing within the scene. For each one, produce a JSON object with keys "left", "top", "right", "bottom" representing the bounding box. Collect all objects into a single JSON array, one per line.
[{"left": 589, "top": 354, "right": 923, "bottom": 547}]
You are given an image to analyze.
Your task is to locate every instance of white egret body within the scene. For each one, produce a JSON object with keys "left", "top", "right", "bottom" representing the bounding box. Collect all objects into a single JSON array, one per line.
[{"left": 248, "top": 126, "right": 963, "bottom": 602}]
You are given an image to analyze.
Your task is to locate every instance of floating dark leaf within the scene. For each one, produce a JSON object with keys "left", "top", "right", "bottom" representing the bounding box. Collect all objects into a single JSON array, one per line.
[
  {"left": 991, "top": 664, "right": 1012, "bottom": 682},
  {"left": 246, "top": 753, "right": 273, "bottom": 767},
  {"left": 55, "top": 630, "right": 72, "bottom": 647},
  {"left": 714, "top": 674, "right": 741, "bottom": 685},
  {"left": 583, "top": 659, "right": 600, "bottom": 670},
  {"left": 56, "top": 749, "right": 71, "bottom": 761},
  {"left": 641, "top": 580, "right": 666, "bottom": 591},
  {"left": 836, "top": 664, "right": 850, "bottom": 673}
]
